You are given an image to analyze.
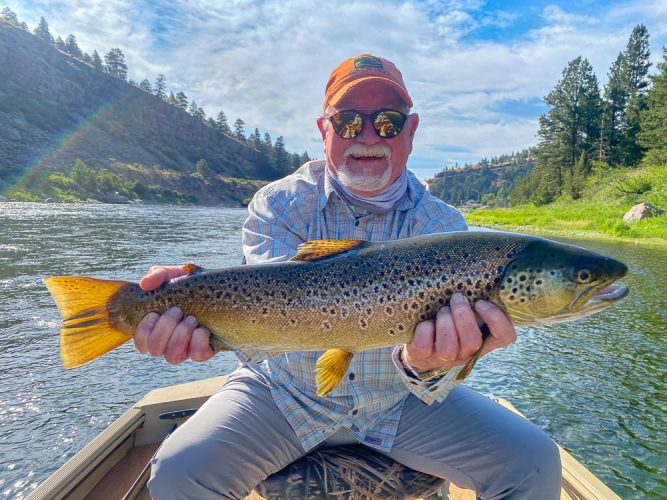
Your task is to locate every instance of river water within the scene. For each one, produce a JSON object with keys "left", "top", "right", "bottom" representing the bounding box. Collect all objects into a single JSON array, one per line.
[{"left": 0, "top": 203, "right": 664, "bottom": 498}]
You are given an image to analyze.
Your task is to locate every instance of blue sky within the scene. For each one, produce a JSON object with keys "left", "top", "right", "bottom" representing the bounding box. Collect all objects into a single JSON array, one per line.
[{"left": 7, "top": 0, "right": 667, "bottom": 180}]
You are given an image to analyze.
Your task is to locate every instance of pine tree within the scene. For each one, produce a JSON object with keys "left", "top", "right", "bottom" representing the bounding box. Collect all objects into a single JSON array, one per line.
[
  {"left": 175, "top": 91, "right": 188, "bottom": 110},
  {"left": 601, "top": 52, "right": 626, "bottom": 164},
  {"left": 33, "top": 17, "right": 52, "bottom": 44},
  {"left": 526, "top": 57, "right": 602, "bottom": 203},
  {"left": 153, "top": 74, "right": 167, "bottom": 100},
  {"left": 55, "top": 36, "right": 66, "bottom": 51},
  {"left": 249, "top": 128, "right": 262, "bottom": 150},
  {"left": 274, "top": 136, "right": 289, "bottom": 174},
  {"left": 216, "top": 111, "right": 231, "bottom": 134},
  {"left": 64, "top": 34, "right": 83, "bottom": 59},
  {"left": 139, "top": 79, "right": 152, "bottom": 92},
  {"left": 104, "top": 48, "right": 128, "bottom": 80},
  {"left": 618, "top": 24, "right": 651, "bottom": 166},
  {"left": 168, "top": 91, "right": 176, "bottom": 106},
  {"left": 638, "top": 48, "right": 667, "bottom": 166},
  {"left": 233, "top": 118, "right": 246, "bottom": 141},
  {"left": 188, "top": 100, "right": 199, "bottom": 116},
  {"left": 92, "top": 50, "right": 103, "bottom": 71},
  {"left": 82, "top": 53, "right": 93, "bottom": 65},
  {"left": 1, "top": 7, "right": 18, "bottom": 25}
]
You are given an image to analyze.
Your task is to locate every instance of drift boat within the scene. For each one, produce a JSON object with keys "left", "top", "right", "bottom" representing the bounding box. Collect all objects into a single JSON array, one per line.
[{"left": 27, "top": 376, "right": 620, "bottom": 500}]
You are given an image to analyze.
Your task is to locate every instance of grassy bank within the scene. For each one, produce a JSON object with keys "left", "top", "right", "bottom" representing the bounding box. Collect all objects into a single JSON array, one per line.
[{"left": 465, "top": 164, "right": 667, "bottom": 245}]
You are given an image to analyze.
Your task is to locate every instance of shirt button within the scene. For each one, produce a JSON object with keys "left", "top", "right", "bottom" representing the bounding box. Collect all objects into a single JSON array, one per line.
[
  {"left": 429, "top": 386, "right": 439, "bottom": 392},
  {"left": 348, "top": 372, "right": 355, "bottom": 380},
  {"left": 352, "top": 409, "right": 358, "bottom": 415},
  {"left": 351, "top": 425, "right": 359, "bottom": 432},
  {"left": 354, "top": 220, "right": 360, "bottom": 227}
]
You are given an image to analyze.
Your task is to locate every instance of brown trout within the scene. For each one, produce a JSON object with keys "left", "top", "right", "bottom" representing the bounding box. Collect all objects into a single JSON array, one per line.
[{"left": 44, "top": 231, "right": 628, "bottom": 395}]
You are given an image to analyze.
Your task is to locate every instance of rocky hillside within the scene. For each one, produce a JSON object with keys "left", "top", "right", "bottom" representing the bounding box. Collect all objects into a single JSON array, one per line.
[{"left": 0, "top": 21, "right": 282, "bottom": 205}]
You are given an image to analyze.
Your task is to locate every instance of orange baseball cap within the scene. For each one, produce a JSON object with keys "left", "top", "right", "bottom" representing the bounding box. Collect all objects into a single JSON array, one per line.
[{"left": 324, "top": 54, "right": 413, "bottom": 109}]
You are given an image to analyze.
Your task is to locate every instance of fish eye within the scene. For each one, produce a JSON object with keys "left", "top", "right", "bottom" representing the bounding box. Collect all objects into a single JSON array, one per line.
[{"left": 575, "top": 269, "right": 593, "bottom": 283}]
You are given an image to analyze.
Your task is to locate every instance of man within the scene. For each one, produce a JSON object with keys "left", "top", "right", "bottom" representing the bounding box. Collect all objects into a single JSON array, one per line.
[{"left": 140, "top": 54, "right": 561, "bottom": 499}]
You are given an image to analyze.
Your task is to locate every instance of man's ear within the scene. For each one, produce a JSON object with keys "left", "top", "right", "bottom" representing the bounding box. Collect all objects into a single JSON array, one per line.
[
  {"left": 407, "top": 113, "right": 419, "bottom": 138},
  {"left": 317, "top": 116, "right": 327, "bottom": 141}
]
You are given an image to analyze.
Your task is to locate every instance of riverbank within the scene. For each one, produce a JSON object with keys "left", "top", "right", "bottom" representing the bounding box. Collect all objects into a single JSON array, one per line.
[{"left": 465, "top": 164, "right": 667, "bottom": 247}]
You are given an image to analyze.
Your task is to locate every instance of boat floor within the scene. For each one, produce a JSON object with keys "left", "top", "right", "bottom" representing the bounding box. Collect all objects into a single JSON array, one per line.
[{"left": 29, "top": 376, "right": 620, "bottom": 500}]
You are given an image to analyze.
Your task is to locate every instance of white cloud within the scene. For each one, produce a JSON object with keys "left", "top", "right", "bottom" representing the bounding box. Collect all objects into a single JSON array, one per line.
[{"left": 6, "top": 0, "right": 667, "bottom": 178}]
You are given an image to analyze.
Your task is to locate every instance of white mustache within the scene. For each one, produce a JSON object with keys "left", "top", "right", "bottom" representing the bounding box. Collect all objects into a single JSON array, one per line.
[{"left": 343, "top": 143, "right": 392, "bottom": 159}]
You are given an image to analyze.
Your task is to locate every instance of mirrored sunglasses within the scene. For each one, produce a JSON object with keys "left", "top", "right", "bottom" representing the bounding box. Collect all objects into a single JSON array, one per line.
[{"left": 327, "top": 109, "right": 408, "bottom": 139}]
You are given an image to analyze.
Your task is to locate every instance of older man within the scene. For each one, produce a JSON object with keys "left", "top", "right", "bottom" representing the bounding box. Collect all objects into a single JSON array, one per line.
[{"left": 141, "top": 54, "right": 561, "bottom": 499}]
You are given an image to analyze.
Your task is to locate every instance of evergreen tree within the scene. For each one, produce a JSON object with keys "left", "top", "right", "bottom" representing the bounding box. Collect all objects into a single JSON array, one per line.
[
  {"left": 618, "top": 24, "right": 651, "bottom": 166},
  {"left": 92, "top": 50, "right": 103, "bottom": 71},
  {"left": 104, "top": 48, "right": 128, "bottom": 80},
  {"left": 18, "top": 21, "right": 27, "bottom": 30},
  {"left": 216, "top": 111, "right": 231, "bottom": 134},
  {"left": 638, "top": 48, "right": 667, "bottom": 166},
  {"left": 188, "top": 100, "right": 199, "bottom": 116},
  {"left": 197, "top": 107, "right": 206, "bottom": 121},
  {"left": 33, "top": 17, "right": 52, "bottom": 44},
  {"left": 168, "top": 91, "right": 176, "bottom": 106},
  {"left": 196, "top": 159, "right": 212, "bottom": 177},
  {"left": 139, "top": 79, "right": 152, "bottom": 92},
  {"left": 274, "top": 136, "right": 289, "bottom": 174},
  {"left": 206, "top": 117, "right": 217, "bottom": 128},
  {"left": 82, "top": 52, "right": 93, "bottom": 65},
  {"left": 300, "top": 151, "right": 311, "bottom": 164},
  {"left": 64, "top": 34, "right": 83, "bottom": 59},
  {"left": 0, "top": 7, "right": 18, "bottom": 25},
  {"left": 601, "top": 52, "right": 626, "bottom": 164},
  {"left": 531, "top": 57, "right": 601, "bottom": 202},
  {"left": 153, "top": 74, "right": 167, "bottom": 100},
  {"left": 175, "top": 91, "right": 188, "bottom": 110},
  {"left": 248, "top": 128, "right": 262, "bottom": 150},
  {"left": 55, "top": 36, "right": 66, "bottom": 51},
  {"left": 233, "top": 118, "right": 246, "bottom": 141}
]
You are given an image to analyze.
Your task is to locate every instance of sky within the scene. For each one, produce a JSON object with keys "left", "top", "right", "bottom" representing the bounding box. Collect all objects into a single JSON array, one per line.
[{"left": 6, "top": 0, "right": 667, "bottom": 180}]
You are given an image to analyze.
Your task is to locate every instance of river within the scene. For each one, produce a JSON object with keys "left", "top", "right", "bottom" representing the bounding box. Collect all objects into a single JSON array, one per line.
[{"left": 0, "top": 202, "right": 664, "bottom": 498}]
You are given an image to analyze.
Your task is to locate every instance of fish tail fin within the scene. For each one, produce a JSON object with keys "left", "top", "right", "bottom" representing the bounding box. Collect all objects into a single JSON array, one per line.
[
  {"left": 315, "top": 349, "right": 354, "bottom": 397},
  {"left": 44, "top": 276, "right": 133, "bottom": 368}
]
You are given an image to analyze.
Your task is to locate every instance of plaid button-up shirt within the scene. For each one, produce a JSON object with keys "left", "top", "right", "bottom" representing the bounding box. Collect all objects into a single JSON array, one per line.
[{"left": 241, "top": 160, "right": 468, "bottom": 452}]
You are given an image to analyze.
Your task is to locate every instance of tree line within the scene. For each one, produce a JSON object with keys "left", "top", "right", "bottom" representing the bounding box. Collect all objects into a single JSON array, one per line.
[
  {"left": 1, "top": 6, "right": 311, "bottom": 177},
  {"left": 511, "top": 24, "right": 666, "bottom": 206}
]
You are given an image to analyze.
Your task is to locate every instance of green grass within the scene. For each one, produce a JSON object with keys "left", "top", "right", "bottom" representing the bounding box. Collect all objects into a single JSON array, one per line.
[{"left": 466, "top": 164, "right": 667, "bottom": 245}]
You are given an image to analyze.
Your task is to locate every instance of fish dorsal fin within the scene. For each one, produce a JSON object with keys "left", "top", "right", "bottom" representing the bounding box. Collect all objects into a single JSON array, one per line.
[
  {"left": 183, "top": 263, "right": 204, "bottom": 275},
  {"left": 291, "top": 240, "right": 366, "bottom": 262}
]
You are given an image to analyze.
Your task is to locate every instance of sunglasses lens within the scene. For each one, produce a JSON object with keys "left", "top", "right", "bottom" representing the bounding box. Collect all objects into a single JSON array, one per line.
[
  {"left": 330, "top": 111, "right": 363, "bottom": 139},
  {"left": 373, "top": 111, "right": 406, "bottom": 138}
]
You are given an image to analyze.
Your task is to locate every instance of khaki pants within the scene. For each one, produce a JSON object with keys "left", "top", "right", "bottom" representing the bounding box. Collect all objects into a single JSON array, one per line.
[{"left": 148, "top": 368, "right": 561, "bottom": 499}]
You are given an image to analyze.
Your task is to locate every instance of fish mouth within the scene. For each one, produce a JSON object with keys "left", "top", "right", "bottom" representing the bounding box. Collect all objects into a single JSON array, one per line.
[{"left": 569, "top": 282, "right": 629, "bottom": 314}]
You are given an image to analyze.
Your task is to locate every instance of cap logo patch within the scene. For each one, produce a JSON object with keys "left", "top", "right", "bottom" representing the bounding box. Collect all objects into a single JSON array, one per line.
[{"left": 354, "top": 56, "right": 383, "bottom": 71}]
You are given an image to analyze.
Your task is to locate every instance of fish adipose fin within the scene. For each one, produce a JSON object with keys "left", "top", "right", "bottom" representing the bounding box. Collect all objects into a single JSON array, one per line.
[
  {"left": 44, "top": 276, "right": 133, "bottom": 368},
  {"left": 291, "top": 240, "right": 366, "bottom": 262},
  {"left": 315, "top": 348, "right": 354, "bottom": 396}
]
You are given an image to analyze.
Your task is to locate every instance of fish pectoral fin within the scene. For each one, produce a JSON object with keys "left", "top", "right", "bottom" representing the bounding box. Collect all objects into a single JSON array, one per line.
[
  {"left": 456, "top": 324, "right": 492, "bottom": 381},
  {"left": 183, "top": 263, "right": 205, "bottom": 275},
  {"left": 315, "top": 349, "right": 354, "bottom": 396},
  {"left": 291, "top": 240, "right": 366, "bottom": 262}
]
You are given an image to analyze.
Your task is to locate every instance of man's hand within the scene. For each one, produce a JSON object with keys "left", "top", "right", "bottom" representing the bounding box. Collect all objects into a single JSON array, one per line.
[
  {"left": 133, "top": 265, "right": 215, "bottom": 365},
  {"left": 402, "top": 292, "right": 516, "bottom": 373}
]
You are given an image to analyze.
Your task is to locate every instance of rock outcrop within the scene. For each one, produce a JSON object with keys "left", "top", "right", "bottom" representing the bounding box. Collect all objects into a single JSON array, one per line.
[{"left": 623, "top": 202, "right": 664, "bottom": 222}]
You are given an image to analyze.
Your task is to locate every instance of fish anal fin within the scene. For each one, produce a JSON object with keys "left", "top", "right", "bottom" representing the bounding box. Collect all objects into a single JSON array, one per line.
[
  {"left": 291, "top": 240, "right": 366, "bottom": 262},
  {"left": 315, "top": 349, "right": 354, "bottom": 396},
  {"left": 183, "top": 263, "right": 204, "bottom": 275}
]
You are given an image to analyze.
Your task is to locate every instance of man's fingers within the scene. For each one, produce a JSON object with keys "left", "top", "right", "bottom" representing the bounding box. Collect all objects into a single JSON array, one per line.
[
  {"left": 434, "top": 306, "right": 458, "bottom": 360},
  {"left": 139, "top": 265, "right": 185, "bottom": 291},
  {"left": 163, "top": 315, "right": 198, "bottom": 365},
  {"left": 407, "top": 319, "right": 435, "bottom": 360},
  {"left": 147, "top": 307, "right": 183, "bottom": 357},
  {"left": 475, "top": 300, "right": 517, "bottom": 353},
  {"left": 189, "top": 327, "right": 214, "bottom": 362},
  {"left": 134, "top": 312, "right": 159, "bottom": 353},
  {"left": 450, "top": 293, "right": 483, "bottom": 359}
]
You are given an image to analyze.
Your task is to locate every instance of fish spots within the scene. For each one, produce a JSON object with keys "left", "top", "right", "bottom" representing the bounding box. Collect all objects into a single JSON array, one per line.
[
  {"left": 385, "top": 305, "right": 395, "bottom": 317},
  {"left": 289, "top": 318, "right": 298, "bottom": 326},
  {"left": 358, "top": 317, "right": 368, "bottom": 330},
  {"left": 321, "top": 320, "right": 332, "bottom": 331}
]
